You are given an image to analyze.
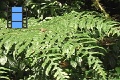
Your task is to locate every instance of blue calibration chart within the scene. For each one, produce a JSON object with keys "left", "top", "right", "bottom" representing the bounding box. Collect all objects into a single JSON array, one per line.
[{"left": 7, "top": 7, "right": 27, "bottom": 28}]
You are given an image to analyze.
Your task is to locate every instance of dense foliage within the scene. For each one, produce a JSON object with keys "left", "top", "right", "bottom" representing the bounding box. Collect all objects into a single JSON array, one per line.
[
  {"left": 0, "top": 11, "right": 120, "bottom": 80},
  {"left": 0, "top": 0, "right": 120, "bottom": 80}
]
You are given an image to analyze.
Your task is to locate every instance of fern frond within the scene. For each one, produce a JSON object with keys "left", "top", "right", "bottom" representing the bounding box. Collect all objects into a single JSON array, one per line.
[
  {"left": 0, "top": 11, "right": 120, "bottom": 80},
  {"left": 0, "top": 67, "right": 11, "bottom": 80}
]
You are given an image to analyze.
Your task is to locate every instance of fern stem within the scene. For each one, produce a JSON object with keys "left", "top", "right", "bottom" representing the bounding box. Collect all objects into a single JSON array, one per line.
[{"left": 92, "top": 0, "right": 109, "bottom": 18}]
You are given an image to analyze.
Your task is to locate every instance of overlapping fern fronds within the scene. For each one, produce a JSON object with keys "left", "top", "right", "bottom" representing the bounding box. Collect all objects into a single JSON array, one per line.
[{"left": 0, "top": 11, "right": 120, "bottom": 80}]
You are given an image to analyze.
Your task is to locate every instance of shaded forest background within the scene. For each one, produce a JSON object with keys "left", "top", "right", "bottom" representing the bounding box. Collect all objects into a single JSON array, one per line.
[{"left": 0, "top": 0, "right": 120, "bottom": 21}]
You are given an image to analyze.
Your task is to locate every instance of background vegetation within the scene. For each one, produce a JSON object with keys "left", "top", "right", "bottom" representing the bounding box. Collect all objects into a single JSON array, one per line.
[{"left": 0, "top": 0, "right": 120, "bottom": 80}]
